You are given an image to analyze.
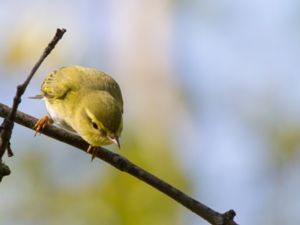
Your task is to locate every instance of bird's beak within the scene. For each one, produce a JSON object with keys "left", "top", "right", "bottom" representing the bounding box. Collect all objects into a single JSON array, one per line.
[{"left": 108, "top": 136, "right": 121, "bottom": 149}]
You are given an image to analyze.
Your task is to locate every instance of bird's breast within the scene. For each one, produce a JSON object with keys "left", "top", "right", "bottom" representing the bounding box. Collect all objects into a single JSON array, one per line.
[{"left": 44, "top": 98, "right": 75, "bottom": 132}]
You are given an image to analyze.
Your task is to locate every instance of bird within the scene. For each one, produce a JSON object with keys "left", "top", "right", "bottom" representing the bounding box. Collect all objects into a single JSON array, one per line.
[{"left": 33, "top": 65, "right": 123, "bottom": 159}]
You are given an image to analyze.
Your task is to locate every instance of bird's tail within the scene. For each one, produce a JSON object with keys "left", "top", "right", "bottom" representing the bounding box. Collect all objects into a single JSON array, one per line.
[{"left": 28, "top": 94, "right": 43, "bottom": 99}]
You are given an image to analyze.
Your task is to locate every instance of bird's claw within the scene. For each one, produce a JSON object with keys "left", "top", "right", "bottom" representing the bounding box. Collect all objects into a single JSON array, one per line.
[
  {"left": 87, "top": 145, "right": 98, "bottom": 161},
  {"left": 34, "top": 115, "right": 50, "bottom": 136}
]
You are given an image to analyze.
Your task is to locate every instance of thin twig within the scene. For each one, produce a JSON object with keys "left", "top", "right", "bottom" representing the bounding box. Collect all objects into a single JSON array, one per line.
[
  {"left": 0, "top": 28, "right": 66, "bottom": 179},
  {"left": 0, "top": 102, "right": 238, "bottom": 225}
]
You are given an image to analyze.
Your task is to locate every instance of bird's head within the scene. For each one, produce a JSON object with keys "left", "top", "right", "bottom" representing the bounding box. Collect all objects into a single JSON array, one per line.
[{"left": 78, "top": 91, "right": 123, "bottom": 148}]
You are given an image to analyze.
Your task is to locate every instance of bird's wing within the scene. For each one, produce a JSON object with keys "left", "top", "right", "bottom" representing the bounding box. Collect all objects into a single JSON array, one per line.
[
  {"left": 41, "top": 66, "right": 123, "bottom": 112},
  {"left": 41, "top": 67, "right": 73, "bottom": 99},
  {"left": 41, "top": 66, "right": 91, "bottom": 99}
]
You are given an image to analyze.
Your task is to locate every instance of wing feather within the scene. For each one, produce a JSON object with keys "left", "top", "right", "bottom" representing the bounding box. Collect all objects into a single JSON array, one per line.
[{"left": 41, "top": 66, "right": 123, "bottom": 112}]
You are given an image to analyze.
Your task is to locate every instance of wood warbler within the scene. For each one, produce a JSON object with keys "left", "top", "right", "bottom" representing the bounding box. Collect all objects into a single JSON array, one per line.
[{"left": 33, "top": 66, "right": 123, "bottom": 158}]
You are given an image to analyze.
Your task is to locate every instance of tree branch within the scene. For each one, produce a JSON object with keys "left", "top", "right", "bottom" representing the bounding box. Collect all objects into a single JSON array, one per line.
[
  {"left": 0, "top": 28, "right": 66, "bottom": 180},
  {"left": 0, "top": 103, "right": 238, "bottom": 225},
  {"left": 0, "top": 27, "right": 238, "bottom": 224}
]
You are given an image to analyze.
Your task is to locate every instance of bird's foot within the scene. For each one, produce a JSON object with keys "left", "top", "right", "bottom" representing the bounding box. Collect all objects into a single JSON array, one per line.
[
  {"left": 34, "top": 115, "right": 51, "bottom": 136},
  {"left": 87, "top": 145, "right": 98, "bottom": 161}
]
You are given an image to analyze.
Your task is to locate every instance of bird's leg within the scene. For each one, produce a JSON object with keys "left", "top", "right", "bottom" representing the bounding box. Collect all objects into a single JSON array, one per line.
[
  {"left": 87, "top": 145, "right": 98, "bottom": 161},
  {"left": 33, "top": 115, "right": 53, "bottom": 136}
]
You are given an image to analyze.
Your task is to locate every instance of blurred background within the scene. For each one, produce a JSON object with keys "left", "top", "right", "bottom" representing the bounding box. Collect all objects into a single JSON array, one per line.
[{"left": 1, "top": 0, "right": 300, "bottom": 224}]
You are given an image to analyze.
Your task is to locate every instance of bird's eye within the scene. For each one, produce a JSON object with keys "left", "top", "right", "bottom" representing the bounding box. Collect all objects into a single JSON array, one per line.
[{"left": 92, "top": 122, "right": 98, "bottom": 129}]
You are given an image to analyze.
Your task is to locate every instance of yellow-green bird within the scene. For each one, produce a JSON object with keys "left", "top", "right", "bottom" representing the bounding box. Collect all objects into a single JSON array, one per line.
[{"left": 33, "top": 66, "right": 123, "bottom": 157}]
